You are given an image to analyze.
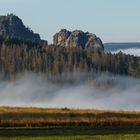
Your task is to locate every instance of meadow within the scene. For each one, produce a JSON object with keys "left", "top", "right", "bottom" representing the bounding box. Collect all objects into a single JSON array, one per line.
[{"left": 0, "top": 106, "right": 140, "bottom": 139}]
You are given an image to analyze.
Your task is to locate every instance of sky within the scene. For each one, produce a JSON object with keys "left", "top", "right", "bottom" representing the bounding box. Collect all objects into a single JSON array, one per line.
[{"left": 0, "top": 0, "right": 140, "bottom": 43}]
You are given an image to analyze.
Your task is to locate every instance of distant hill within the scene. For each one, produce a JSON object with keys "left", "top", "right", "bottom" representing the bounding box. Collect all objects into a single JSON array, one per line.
[
  {"left": 104, "top": 43, "right": 140, "bottom": 51},
  {"left": 0, "top": 14, "right": 41, "bottom": 41}
]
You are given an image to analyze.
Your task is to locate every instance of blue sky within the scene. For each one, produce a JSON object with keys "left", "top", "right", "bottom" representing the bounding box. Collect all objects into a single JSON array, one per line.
[{"left": 0, "top": 0, "right": 140, "bottom": 43}]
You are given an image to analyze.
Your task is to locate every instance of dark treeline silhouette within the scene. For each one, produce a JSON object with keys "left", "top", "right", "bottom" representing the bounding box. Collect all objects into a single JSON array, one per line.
[{"left": 0, "top": 36, "right": 140, "bottom": 80}]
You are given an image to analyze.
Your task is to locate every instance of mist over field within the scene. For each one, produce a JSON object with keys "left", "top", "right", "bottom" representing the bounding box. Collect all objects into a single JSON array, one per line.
[
  {"left": 0, "top": 73, "right": 140, "bottom": 111},
  {"left": 111, "top": 48, "right": 140, "bottom": 56}
]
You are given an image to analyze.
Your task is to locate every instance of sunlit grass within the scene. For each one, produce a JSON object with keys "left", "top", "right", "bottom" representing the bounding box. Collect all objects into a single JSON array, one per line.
[
  {"left": 0, "top": 107, "right": 140, "bottom": 140},
  {"left": 1, "top": 135, "right": 140, "bottom": 140},
  {"left": 0, "top": 106, "right": 140, "bottom": 128}
]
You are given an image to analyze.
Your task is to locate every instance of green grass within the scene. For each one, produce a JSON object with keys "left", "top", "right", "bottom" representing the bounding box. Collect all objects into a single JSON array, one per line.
[{"left": 0, "top": 128, "right": 140, "bottom": 140}]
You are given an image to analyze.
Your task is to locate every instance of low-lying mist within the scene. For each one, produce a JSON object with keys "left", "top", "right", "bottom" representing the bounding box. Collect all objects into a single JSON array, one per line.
[
  {"left": 111, "top": 48, "right": 140, "bottom": 56},
  {"left": 0, "top": 73, "right": 140, "bottom": 111}
]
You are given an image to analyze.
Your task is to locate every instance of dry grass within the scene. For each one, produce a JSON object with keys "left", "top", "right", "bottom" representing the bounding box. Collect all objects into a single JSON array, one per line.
[{"left": 0, "top": 106, "right": 140, "bottom": 128}]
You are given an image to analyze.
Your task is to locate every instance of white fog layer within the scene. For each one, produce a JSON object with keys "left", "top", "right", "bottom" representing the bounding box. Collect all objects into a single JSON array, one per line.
[
  {"left": 0, "top": 73, "right": 140, "bottom": 111},
  {"left": 111, "top": 48, "right": 140, "bottom": 56}
]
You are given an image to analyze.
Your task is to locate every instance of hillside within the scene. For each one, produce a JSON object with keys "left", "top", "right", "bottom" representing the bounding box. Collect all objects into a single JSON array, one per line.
[
  {"left": 0, "top": 14, "right": 40, "bottom": 41},
  {"left": 0, "top": 15, "right": 139, "bottom": 79}
]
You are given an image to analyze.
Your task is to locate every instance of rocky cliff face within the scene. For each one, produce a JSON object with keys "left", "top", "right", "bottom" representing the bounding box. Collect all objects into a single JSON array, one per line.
[
  {"left": 0, "top": 14, "right": 40, "bottom": 41},
  {"left": 53, "top": 29, "right": 104, "bottom": 50}
]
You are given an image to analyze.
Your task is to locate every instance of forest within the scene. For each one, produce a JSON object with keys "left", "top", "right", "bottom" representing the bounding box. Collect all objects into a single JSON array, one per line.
[{"left": 0, "top": 36, "right": 140, "bottom": 80}]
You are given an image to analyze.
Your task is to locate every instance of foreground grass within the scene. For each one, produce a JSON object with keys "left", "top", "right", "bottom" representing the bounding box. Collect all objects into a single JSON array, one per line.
[
  {"left": 0, "top": 128, "right": 140, "bottom": 140},
  {"left": 0, "top": 106, "right": 140, "bottom": 128},
  {"left": 0, "top": 107, "right": 140, "bottom": 139},
  {"left": 1, "top": 135, "right": 140, "bottom": 140}
]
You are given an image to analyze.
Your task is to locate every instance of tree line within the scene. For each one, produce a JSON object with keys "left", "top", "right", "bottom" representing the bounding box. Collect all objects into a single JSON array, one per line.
[{"left": 0, "top": 36, "right": 140, "bottom": 80}]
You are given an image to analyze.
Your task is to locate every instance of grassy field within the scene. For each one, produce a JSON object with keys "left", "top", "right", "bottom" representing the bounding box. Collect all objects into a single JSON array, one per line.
[
  {"left": 0, "top": 128, "right": 140, "bottom": 140},
  {"left": 0, "top": 106, "right": 140, "bottom": 139},
  {"left": 1, "top": 134, "right": 140, "bottom": 140},
  {"left": 0, "top": 106, "right": 140, "bottom": 128}
]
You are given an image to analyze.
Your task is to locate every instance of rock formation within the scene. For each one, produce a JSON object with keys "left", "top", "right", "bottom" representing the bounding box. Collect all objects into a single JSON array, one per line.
[
  {"left": 0, "top": 14, "right": 40, "bottom": 41},
  {"left": 53, "top": 29, "right": 104, "bottom": 50}
]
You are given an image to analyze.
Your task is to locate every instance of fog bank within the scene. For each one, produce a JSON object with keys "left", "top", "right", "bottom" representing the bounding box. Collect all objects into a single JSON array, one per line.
[
  {"left": 0, "top": 73, "right": 140, "bottom": 111},
  {"left": 111, "top": 48, "right": 140, "bottom": 56}
]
